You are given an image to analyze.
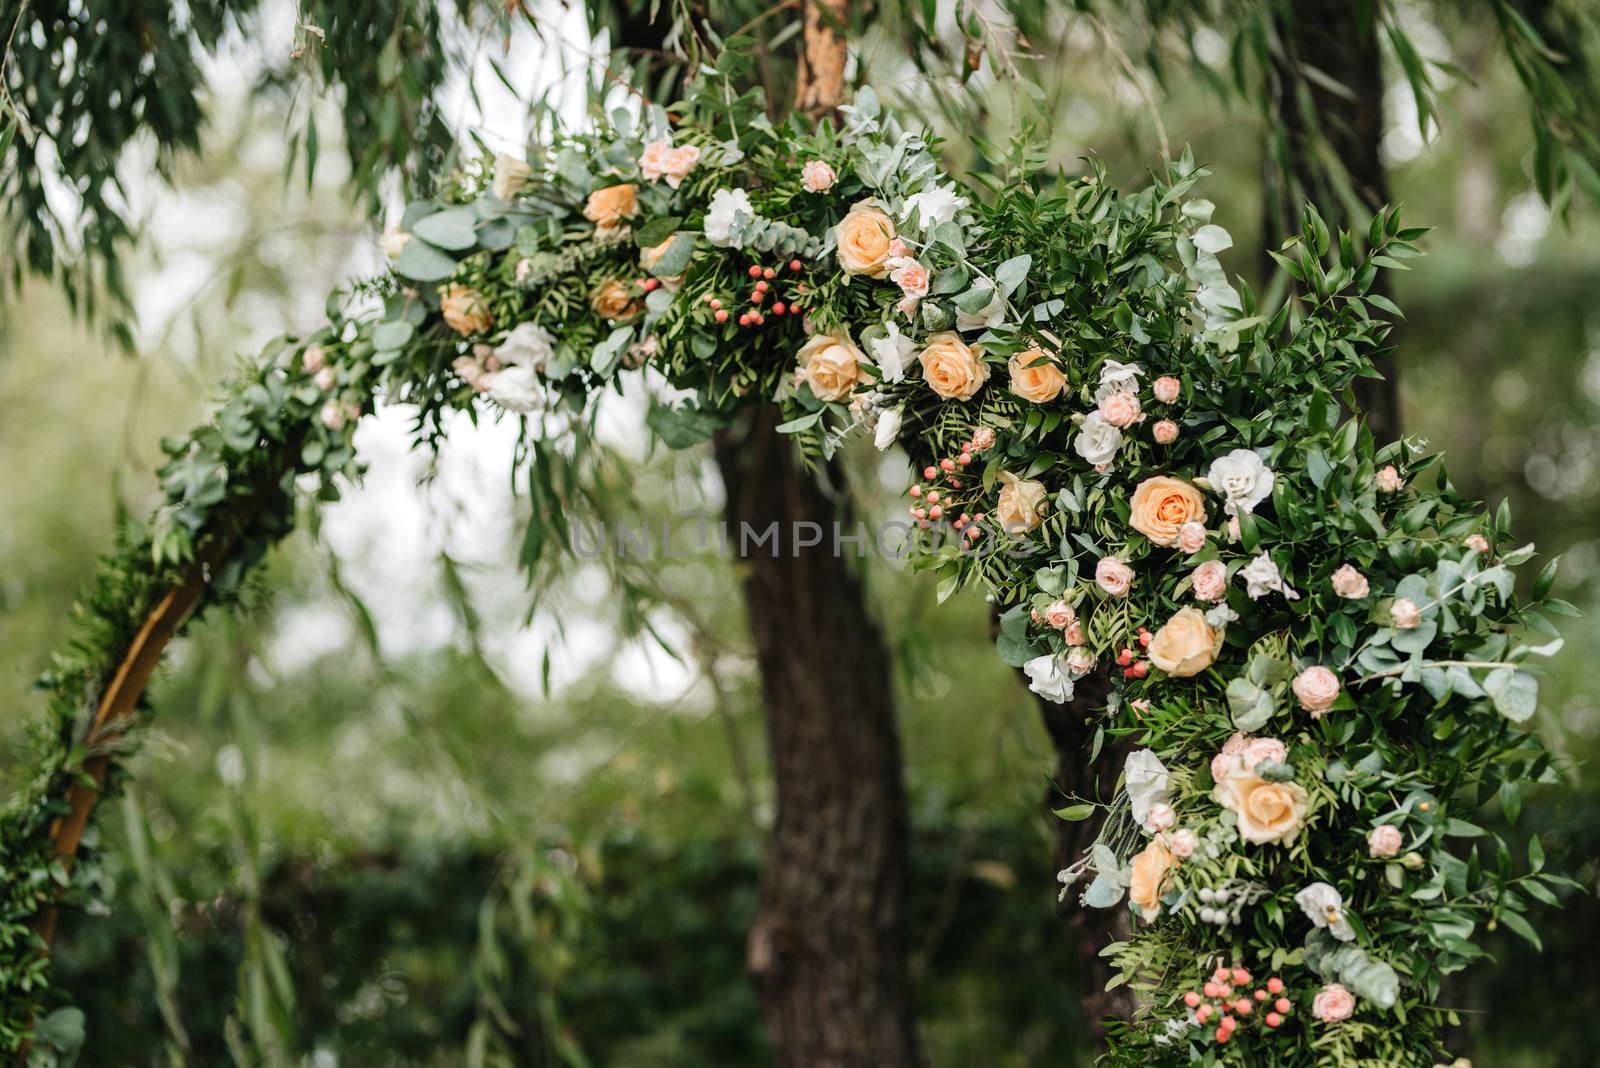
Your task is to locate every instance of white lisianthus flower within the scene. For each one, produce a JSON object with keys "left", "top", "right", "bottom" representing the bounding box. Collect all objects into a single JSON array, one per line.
[
  {"left": 1207, "top": 448, "right": 1276, "bottom": 515},
  {"left": 902, "top": 182, "right": 969, "bottom": 228},
  {"left": 1238, "top": 552, "right": 1300, "bottom": 601},
  {"left": 1205, "top": 603, "right": 1240, "bottom": 628},
  {"left": 1073, "top": 412, "right": 1124, "bottom": 467},
  {"left": 1096, "top": 359, "right": 1144, "bottom": 400},
  {"left": 1023, "top": 653, "right": 1075, "bottom": 703},
  {"left": 1123, "top": 749, "right": 1171, "bottom": 828},
  {"left": 1295, "top": 882, "right": 1356, "bottom": 942},
  {"left": 873, "top": 407, "right": 903, "bottom": 450},
  {"left": 703, "top": 187, "right": 755, "bottom": 248},
  {"left": 493, "top": 322, "right": 556, "bottom": 370},
  {"left": 491, "top": 153, "right": 533, "bottom": 200},
  {"left": 485, "top": 365, "right": 544, "bottom": 413},
  {"left": 956, "top": 290, "right": 1007, "bottom": 332},
  {"left": 867, "top": 321, "right": 917, "bottom": 383}
]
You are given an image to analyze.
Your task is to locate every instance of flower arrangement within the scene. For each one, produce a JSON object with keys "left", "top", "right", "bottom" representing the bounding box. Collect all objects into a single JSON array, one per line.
[{"left": 0, "top": 55, "right": 1572, "bottom": 1066}]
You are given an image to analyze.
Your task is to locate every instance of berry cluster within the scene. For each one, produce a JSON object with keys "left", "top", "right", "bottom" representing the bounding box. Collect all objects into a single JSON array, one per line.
[
  {"left": 904, "top": 428, "right": 994, "bottom": 536},
  {"left": 1115, "top": 626, "right": 1153, "bottom": 678},
  {"left": 1181, "top": 967, "right": 1293, "bottom": 1045},
  {"left": 700, "top": 259, "right": 807, "bottom": 327}
]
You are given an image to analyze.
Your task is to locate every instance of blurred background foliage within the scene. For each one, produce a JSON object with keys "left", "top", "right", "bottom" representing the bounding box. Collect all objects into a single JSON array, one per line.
[{"left": 2, "top": 1, "right": 1599, "bottom": 1065}]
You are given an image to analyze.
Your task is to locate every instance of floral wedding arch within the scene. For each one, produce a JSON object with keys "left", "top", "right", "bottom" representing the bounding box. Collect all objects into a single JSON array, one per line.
[{"left": 1, "top": 63, "right": 1570, "bottom": 1066}]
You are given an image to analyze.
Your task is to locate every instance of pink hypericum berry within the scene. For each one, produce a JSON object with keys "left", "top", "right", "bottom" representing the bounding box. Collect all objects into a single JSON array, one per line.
[
  {"left": 949, "top": 479, "right": 962, "bottom": 488},
  {"left": 1138, "top": 631, "right": 1152, "bottom": 647},
  {"left": 913, "top": 508, "right": 926, "bottom": 520},
  {"left": 789, "top": 259, "right": 802, "bottom": 271},
  {"left": 1233, "top": 968, "right": 1251, "bottom": 986},
  {"left": 909, "top": 485, "right": 922, "bottom": 498},
  {"left": 973, "top": 513, "right": 985, "bottom": 522},
  {"left": 1214, "top": 968, "right": 1230, "bottom": 983},
  {"left": 929, "top": 506, "right": 943, "bottom": 519},
  {"left": 1266, "top": 1012, "right": 1282, "bottom": 1028},
  {"left": 1195, "top": 1005, "right": 1213, "bottom": 1024},
  {"left": 752, "top": 291, "right": 765, "bottom": 303},
  {"left": 738, "top": 313, "right": 751, "bottom": 326},
  {"left": 918, "top": 519, "right": 931, "bottom": 530},
  {"left": 940, "top": 458, "right": 956, "bottom": 472},
  {"left": 1215, "top": 1029, "right": 1231, "bottom": 1044},
  {"left": 710, "top": 298, "right": 722, "bottom": 309},
  {"left": 1235, "top": 999, "right": 1252, "bottom": 1015},
  {"left": 714, "top": 309, "right": 729, "bottom": 323},
  {"left": 1268, "top": 978, "right": 1284, "bottom": 994},
  {"left": 641, "top": 277, "right": 659, "bottom": 291},
  {"left": 763, "top": 267, "right": 776, "bottom": 280},
  {"left": 924, "top": 466, "right": 938, "bottom": 480},
  {"left": 789, "top": 305, "right": 803, "bottom": 316},
  {"left": 1117, "top": 649, "right": 1134, "bottom": 667},
  {"left": 748, "top": 265, "right": 762, "bottom": 278},
  {"left": 1255, "top": 989, "right": 1269, "bottom": 1002},
  {"left": 1184, "top": 992, "right": 1201, "bottom": 1008},
  {"left": 927, "top": 492, "right": 940, "bottom": 505},
  {"left": 755, "top": 280, "right": 769, "bottom": 292},
  {"left": 1132, "top": 661, "right": 1150, "bottom": 678},
  {"left": 772, "top": 302, "right": 787, "bottom": 315},
  {"left": 958, "top": 452, "right": 972, "bottom": 465},
  {"left": 1275, "top": 998, "right": 1291, "bottom": 1014}
]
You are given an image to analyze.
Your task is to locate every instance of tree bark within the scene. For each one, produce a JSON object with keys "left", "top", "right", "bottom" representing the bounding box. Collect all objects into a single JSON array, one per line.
[
  {"left": 715, "top": 408, "right": 921, "bottom": 1068},
  {"left": 1265, "top": 0, "right": 1399, "bottom": 442}
]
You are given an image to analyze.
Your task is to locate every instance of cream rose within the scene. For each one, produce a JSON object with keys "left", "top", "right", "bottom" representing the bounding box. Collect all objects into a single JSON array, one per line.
[
  {"left": 583, "top": 183, "right": 637, "bottom": 231},
  {"left": 1008, "top": 347, "right": 1065, "bottom": 403},
  {"left": 836, "top": 201, "right": 897, "bottom": 277},
  {"left": 1152, "top": 375, "right": 1181, "bottom": 404},
  {"left": 1330, "top": 564, "right": 1370, "bottom": 599},
  {"left": 1129, "top": 476, "right": 1208, "bottom": 547},
  {"left": 1391, "top": 597, "right": 1422, "bottom": 629},
  {"left": 590, "top": 278, "right": 641, "bottom": 320},
  {"left": 1152, "top": 419, "right": 1179, "bottom": 444},
  {"left": 1168, "top": 828, "right": 1198, "bottom": 859},
  {"left": 1292, "top": 666, "right": 1341, "bottom": 716},
  {"left": 996, "top": 471, "right": 1048, "bottom": 534},
  {"left": 1368, "top": 823, "right": 1403, "bottom": 859},
  {"left": 1216, "top": 769, "right": 1310, "bottom": 845},
  {"left": 1192, "top": 560, "right": 1227, "bottom": 603},
  {"left": 796, "top": 333, "right": 866, "bottom": 402},
  {"left": 919, "top": 332, "right": 989, "bottom": 401},
  {"left": 1148, "top": 607, "right": 1221, "bottom": 677},
  {"left": 439, "top": 284, "right": 494, "bottom": 336},
  {"left": 1127, "top": 839, "right": 1174, "bottom": 922},
  {"left": 1176, "top": 521, "right": 1207, "bottom": 554}
]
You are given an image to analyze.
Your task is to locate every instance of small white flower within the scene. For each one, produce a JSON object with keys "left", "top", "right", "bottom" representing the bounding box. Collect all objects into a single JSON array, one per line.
[
  {"left": 1207, "top": 448, "right": 1276, "bottom": 515},
  {"left": 955, "top": 290, "right": 1007, "bottom": 333},
  {"left": 1073, "top": 412, "right": 1124, "bottom": 467},
  {"left": 1204, "top": 604, "right": 1240, "bottom": 628},
  {"left": 1024, "top": 653, "right": 1075, "bottom": 703},
  {"left": 901, "top": 182, "right": 969, "bottom": 228},
  {"left": 1295, "top": 882, "right": 1356, "bottom": 942},
  {"left": 1123, "top": 748, "right": 1171, "bottom": 828},
  {"left": 704, "top": 187, "right": 755, "bottom": 248},
  {"left": 873, "top": 407, "right": 903, "bottom": 450},
  {"left": 493, "top": 322, "right": 556, "bottom": 370},
  {"left": 485, "top": 365, "right": 544, "bottom": 413},
  {"left": 1238, "top": 552, "right": 1300, "bottom": 600},
  {"left": 867, "top": 320, "right": 917, "bottom": 383},
  {"left": 491, "top": 153, "right": 533, "bottom": 200},
  {"left": 1095, "top": 359, "right": 1144, "bottom": 400}
]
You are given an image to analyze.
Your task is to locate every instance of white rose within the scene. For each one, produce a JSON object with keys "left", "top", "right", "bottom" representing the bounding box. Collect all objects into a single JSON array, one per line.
[
  {"left": 1207, "top": 448, "right": 1275, "bottom": 515},
  {"left": 1123, "top": 748, "right": 1171, "bottom": 828},
  {"left": 902, "top": 182, "right": 969, "bottom": 228},
  {"left": 867, "top": 321, "right": 917, "bottom": 384},
  {"left": 1096, "top": 359, "right": 1143, "bottom": 400},
  {"left": 955, "top": 290, "right": 1007, "bottom": 333},
  {"left": 874, "top": 407, "right": 903, "bottom": 450},
  {"left": 1238, "top": 552, "right": 1300, "bottom": 601},
  {"left": 1294, "top": 882, "right": 1356, "bottom": 942},
  {"left": 491, "top": 153, "right": 533, "bottom": 200},
  {"left": 485, "top": 365, "right": 544, "bottom": 413},
  {"left": 1073, "top": 412, "right": 1124, "bottom": 467},
  {"left": 704, "top": 187, "right": 755, "bottom": 248},
  {"left": 1024, "top": 653, "right": 1075, "bottom": 703},
  {"left": 493, "top": 322, "right": 555, "bottom": 370}
]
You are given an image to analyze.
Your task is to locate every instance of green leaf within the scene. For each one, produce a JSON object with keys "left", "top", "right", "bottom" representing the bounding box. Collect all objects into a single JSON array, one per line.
[
  {"left": 1053, "top": 803, "right": 1096, "bottom": 822},
  {"left": 393, "top": 238, "right": 460, "bottom": 282},
  {"left": 1483, "top": 668, "right": 1538, "bottom": 723},
  {"left": 994, "top": 254, "right": 1031, "bottom": 297},
  {"left": 1498, "top": 909, "right": 1542, "bottom": 951},
  {"left": 411, "top": 207, "right": 479, "bottom": 251},
  {"left": 646, "top": 402, "right": 725, "bottom": 449},
  {"left": 371, "top": 319, "right": 415, "bottom": 352}
]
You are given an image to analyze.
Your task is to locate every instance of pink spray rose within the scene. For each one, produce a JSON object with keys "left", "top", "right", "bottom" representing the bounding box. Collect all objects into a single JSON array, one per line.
[
  {"left": 801, "top": 159, "right": 836, "bottom": 192},
  {"left": 1096, "top": 557, "right": 1135, "bottom": 598},
  {"left": 1330, "top": 564, "right": 1370, "bottom": 599},
  {"left": 1192, "top": 560, "right": 1228, "bottom": 603},
  {"left": 1176, "top": 521, "right": 1207, "bottom": 554},
  {"left": 1312, "top": 983, "right": 1355, "bottom": 1022},
  {"left": 1153, "top": 419, "right": 1179, "bottom": 444},
  {"left": 1292, "top": 666, "right": 1341, "bottom": 717},
  {"left": 1391, "top": 597, "right": 1422, "bottom": 629},
  {"left": 1098, "top": 390, "right": 1143, "bottom": 428},
  {"left": 1044, "top": 600, "right": 1076, "bottom": 630},
  {"left": 1368, "top": 824, "right": 1403, "bottom": 858},
  {"left": 1167, "top": 828, "right": 1198, "bottom": 859},
  {"left": 1152, "top": 375, "right": 1181, "bottom": 403},
  {"left": 1376, "top": 465, "right": 1404, "bottom": 493}
]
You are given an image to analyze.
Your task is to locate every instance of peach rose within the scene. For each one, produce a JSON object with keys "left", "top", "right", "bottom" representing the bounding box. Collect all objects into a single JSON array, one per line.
[
  {"left": 638, "top": 140, "right": 700, "bottom": 188},
  {"left": 1153, "top": 419, "right": 1179, "bottom": 444},
  {"left": 1129, "top": 476, "right": 1208, "bottom": 547},
  {"left": 970, "top": 427, "right": 996, "bottom": 452},
  {"left": 1099, "top": 389, "right": 1142, "bottom": 428},
  {"left": 1391, "top": 597, "right": 1422, "bottom": 629},
  {"left": 1008, "top": 347, "right": 1065, "bottom": 403},
  {"left": 1044, "top": 601, "right": 1076, "bottom": 630},
  {"left": 796, "top": 333, "right": 866, "bottom": 402},
  {"left": 919, "top": 332, "right": 989, "bottom": 401},
  {"left": 801, "top": 159, "right": 836, "bottom": 193},
  {"left": 836, "top": 201, "right": 897, "bottom": 277},
  {"left": 889, "top": 257, "right": 930, "bottom": 299},
  {"left": 1312, "top": 983, "right": 1355, "bottom": 1022},
  {"left": 1292, "top": 666, "right": 1341, "bottom": 717},
  {"left": 1128, "top": 839, "right": 1175, "bottom": 921},
  {"left": 1192, "top": 560, "right": 1227, "bottom": 603},
  {"left": 583, "top": 183, "right": 637, "bottom": 231},
  {"left": 591, "top": 278, "right": 642, "bottom": 320},
  {"left": 1330, "top": 564, "right": 1369, "bottom": 599},
  {"left": 1215, "top": 768, "right": 1310, "bottom": 845},
  {"left": 1095, "top": 557, "right": 1134, "bottom": 598},
  {"left": 1368, "top": 823, "right": 1403, "bottom": 858},
  {"left": 1152, "top": 375, "right": 1181, "bottom": 404},
  {"left": 1066, "top": 647, "right": 1095, "bottom": 674},
  {"left": 1148, "top": 608, "right": 1220, "bottom": 677},
  {"left": 1176, "top": 521, "right": 1207, "bottom": 554},
  {"left": 997, "top": 471, "right": 1048, "bottom": 534},
  {"left": 439, "top": 284, "right": 493, "bottom": 336}
]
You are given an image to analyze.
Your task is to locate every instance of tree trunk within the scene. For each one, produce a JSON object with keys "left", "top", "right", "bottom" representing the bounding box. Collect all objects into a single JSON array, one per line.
[
  {"left": 715, "top": 408, "right": 921, "bottom": 1068},
  {"left": 1265, "top": 0, "right": 1399, "bottom": 442}
]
